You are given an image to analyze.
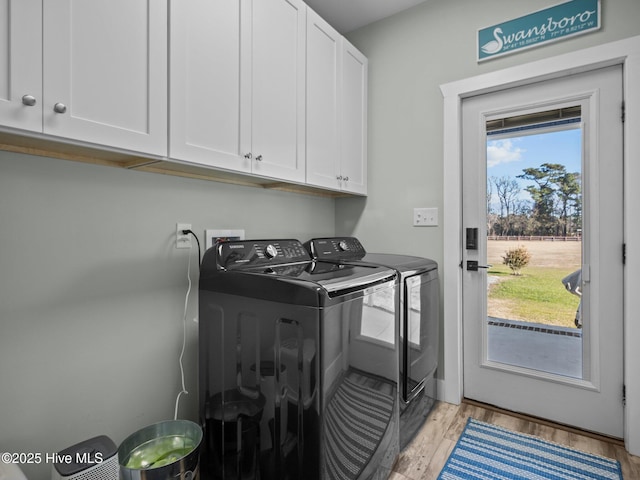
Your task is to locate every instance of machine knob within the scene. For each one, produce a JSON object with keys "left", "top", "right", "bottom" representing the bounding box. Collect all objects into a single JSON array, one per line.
[
  {"left": 338, "top": 240, "right": 349, "bottom": 251},
  {"left": 22, "top": 95, "right": 37, "bottom": 106},
  {"left": 53, "top": 102, "right": 67, "bottom": 114},
  {"left": 264, "top": 244, "right": 278, "bottom": 259}
]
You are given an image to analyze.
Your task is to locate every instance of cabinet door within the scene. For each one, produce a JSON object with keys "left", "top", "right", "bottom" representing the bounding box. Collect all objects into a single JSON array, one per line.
[
  {"left": 341, "top": 41, "right": 368, "bottom": 195},
  {"left": 305, "top": 8, "right": 341, "bottom": 190},
  {"left": 0, "top": 0, "right": 42, "bottom": 132},
  {"left": 170, "top": 0, "right": 252, "bottom": 173},
  {"left": 43, "top": 0, "right": 167, "bottom": 156},
  {"left": 251, "top": 0, "right": 306, "bottom": 182}
]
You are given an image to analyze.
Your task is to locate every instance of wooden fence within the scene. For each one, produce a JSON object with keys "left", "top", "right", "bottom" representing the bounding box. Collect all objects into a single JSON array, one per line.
[{"left": 488, "top": 236, "right": 581, "bottom": 241}]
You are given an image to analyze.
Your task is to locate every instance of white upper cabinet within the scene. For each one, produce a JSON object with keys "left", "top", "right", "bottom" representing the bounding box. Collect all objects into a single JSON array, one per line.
[
  {"left": 341, "top": 40, "right": 368, "bottom": 195},
  {"left": 43, "top": 0, "right": 168, "bottom": 156},
  {"left": 305, "top": 8, "right": 341, "bottom": 190},
  {"left": 170, "top": 0, "right": 251, "bottom": 172},
  {"left": 2, "top": 0, "right": 364, "bottom": 194},
  {"left": 251, "top": 0, "right": 306, "bottom": 182},
  {"left": 0, "top": 0, "right": 42, "bottom": 132},
  {"left": 305, "top": 17, "right": 368, "bottom": 196},
  {"left": 0, "top": 0, "right": 167, "bottom": 156},
  {"left": 170, "top": 0, "right": 306, "bottom": 183}
]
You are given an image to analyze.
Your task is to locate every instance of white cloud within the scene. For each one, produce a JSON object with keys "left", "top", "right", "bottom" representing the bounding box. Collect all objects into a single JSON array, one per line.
[{"left": 487, "top": 139, "right": 524, "bottom": 168}]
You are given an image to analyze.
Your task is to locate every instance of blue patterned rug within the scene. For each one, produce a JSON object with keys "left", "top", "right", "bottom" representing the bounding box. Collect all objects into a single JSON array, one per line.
[{"left": 438, "top": 418, "right": 622, "bottom": 479}]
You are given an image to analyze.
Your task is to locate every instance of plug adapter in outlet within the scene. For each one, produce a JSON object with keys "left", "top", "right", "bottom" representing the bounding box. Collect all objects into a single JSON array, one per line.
[{"left": 176, "top": 223, "right": 192, "bottom": 249}]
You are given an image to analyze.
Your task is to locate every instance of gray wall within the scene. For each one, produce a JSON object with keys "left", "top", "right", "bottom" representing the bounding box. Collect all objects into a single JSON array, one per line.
[
  {"left": 338, "top": 0, "right": 640, "bottom": 378},
  {"left": 0, "top": 151, "right": 334, "bottom": 479}
]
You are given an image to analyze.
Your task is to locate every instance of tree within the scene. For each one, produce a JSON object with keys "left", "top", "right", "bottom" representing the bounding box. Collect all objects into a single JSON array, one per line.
[
  {"left": 518, "top": 164, "right": 555, "bottom": 231},
  {"left": 552, "top": 170, "right": 581, "bottom": 236},
  {"left": 518, "top": 163, "right": 574, "bottom": 235},
  {"left": 487, "top": 178, "right": 497, "bottom": 236},
  {"left": 510, "top": 200, "right": 533, "bottom": 236},
  {"left": 486, "top": 163, "right": 581, "bottom": 237},
  {"left": 493, "top": 176, "right": 520, "bottom": 236}
]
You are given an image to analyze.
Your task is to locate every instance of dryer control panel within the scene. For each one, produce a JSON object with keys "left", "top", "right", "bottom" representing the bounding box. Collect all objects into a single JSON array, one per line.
[
  {"left": 305, "top": 237, "right": 367, "bottom": 261},
  {"left": 215, "top": 239, "right": 311, "bottom": 270}
]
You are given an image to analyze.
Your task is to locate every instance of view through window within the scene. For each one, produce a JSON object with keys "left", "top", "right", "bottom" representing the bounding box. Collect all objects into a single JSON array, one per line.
[{"left": 485, "top": 110, "right": 584, "bottom": 379}]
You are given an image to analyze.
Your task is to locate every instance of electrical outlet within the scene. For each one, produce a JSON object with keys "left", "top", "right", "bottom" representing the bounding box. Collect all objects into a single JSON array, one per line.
[
  {"left": 176, "top": 223, "right": 192, "bottom": 249},
  {"left": 413, "top": 208, "right": 438, "bottom": 227}
]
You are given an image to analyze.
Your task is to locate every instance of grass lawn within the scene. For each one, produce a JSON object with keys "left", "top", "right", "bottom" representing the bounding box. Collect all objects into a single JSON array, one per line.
[
  {"left": 487, "top": 265, "right": 581, "bottom": 328},
  {"left": 487, "top": 241, "right": 582, "bottom": 328}
]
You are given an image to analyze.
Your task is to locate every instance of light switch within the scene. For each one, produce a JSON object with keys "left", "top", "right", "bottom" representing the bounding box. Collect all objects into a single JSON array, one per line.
[{"left": 413, "top": 208, "right": 438, "bottom": 227}]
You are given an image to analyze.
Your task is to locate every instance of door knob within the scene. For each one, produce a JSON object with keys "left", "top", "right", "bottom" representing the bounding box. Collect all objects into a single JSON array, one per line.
[
  {"left": 53, "top": 103, "right": 67, "bottom": 114},
  {"left": 467, "top": 260, "right": 492, "bottom": 271},
  {"left": 21, "top": 95, "right": 37, "bottom": 106}
]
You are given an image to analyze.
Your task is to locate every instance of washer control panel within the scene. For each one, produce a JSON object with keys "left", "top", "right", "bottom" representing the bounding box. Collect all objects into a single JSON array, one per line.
[
  {"left": 305, "top": 237, "right": 367, "bottom": 261},
  {"left": 216, "top": 239, "right": 311, "bottom": 270}
]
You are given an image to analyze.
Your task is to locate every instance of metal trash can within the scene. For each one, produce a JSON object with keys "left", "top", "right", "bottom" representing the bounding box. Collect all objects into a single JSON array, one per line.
[{"left": 118, "top": 420, "right": 202, "bottom": 480}]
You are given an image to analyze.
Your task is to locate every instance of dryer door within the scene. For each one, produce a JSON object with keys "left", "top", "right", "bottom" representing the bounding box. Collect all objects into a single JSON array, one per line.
[{"left": 403, "top": 269, "right": 439, "bottom": 402}]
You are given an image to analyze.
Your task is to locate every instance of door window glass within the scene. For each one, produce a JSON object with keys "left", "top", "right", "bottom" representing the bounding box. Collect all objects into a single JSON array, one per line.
[{"left": 485, "top": 110, "right": 584, "bottom": 379}]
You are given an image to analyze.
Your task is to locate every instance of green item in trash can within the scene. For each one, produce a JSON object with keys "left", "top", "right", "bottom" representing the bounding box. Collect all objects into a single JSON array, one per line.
[{"left": 124, "top": 435, "right": 196, "bottom": 469}]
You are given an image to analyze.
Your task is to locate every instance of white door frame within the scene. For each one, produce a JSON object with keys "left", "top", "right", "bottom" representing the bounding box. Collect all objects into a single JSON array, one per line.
[{"left": 440, "top": 35, "right": 640, "bottom": 455}]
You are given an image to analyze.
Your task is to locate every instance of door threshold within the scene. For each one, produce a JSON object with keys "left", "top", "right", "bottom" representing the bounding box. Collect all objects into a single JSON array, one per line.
[{"left": 463, "top": 398, "right": 624, "bottom": 446}]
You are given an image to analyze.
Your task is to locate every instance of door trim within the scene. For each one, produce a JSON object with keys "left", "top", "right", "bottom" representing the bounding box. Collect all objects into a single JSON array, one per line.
[{"left": 440, "top": 35, "right": 640, "bottom": 455}]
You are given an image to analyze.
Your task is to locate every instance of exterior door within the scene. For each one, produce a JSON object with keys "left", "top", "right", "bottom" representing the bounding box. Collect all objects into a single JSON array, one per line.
[{"left": 462, "top": 65, "right": 624, "bottom": 437}]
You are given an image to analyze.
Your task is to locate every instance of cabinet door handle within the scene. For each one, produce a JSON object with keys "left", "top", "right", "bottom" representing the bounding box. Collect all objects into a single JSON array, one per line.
[
  {"left": 244, "top": 153, "right": 252, "bottom": 159},
  {"left": 344, "top": 176, "right": 349, "bottom": 181},
  {"left": 22, "top": 95, "right": 37, "bottom": 106},
  {"left": 53, "top": 103, "right": 67, "bottom": 114},
  {"left": 255, "top": 155, "right": 263, "bottom": 162},
  {"left": 336, "top": 175, "right": 343, "bottom": 180}
]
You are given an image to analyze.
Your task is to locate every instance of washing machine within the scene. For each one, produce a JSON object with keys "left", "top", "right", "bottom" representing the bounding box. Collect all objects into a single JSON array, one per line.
[
  {"left": 305, "top": 237, "right": 439, "bottom": 450},
  {"left": 198, "top": 239, "right": 400, "bottom": 480}
]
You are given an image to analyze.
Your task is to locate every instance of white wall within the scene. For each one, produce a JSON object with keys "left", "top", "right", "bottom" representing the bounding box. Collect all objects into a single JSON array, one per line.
[{"left": 0, "top": 151, "right": 335, "bottom": 479}]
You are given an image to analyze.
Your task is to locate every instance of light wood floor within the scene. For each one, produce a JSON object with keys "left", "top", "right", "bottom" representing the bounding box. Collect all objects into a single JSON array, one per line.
[{"left": 391, "top": 400, "right": 640, "bottom": 479}]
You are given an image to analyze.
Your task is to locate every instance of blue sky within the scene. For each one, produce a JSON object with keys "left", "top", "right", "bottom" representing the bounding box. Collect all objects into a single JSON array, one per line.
[{"left": 487, "top": 127, "right": 582, "bottom": 208}]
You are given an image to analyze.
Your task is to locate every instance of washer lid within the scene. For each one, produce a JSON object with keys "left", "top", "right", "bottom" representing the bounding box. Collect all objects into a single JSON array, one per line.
[
  {"left": 200, "top": 239, "right": 396, "bottom": 305},
  {"left": 362, "top": 253, "right": 438, "bottom": 274},
  {"left": 221, "top": 260, "right": 396, "bottom": 297},
  {"left": 305, "top": 237, "right": 438, "bottom": 274}
]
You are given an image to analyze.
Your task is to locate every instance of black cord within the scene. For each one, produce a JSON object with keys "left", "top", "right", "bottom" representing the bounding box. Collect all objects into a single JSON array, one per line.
[{"left": 182, "top": 229, "right": 202, "bottom": 265}]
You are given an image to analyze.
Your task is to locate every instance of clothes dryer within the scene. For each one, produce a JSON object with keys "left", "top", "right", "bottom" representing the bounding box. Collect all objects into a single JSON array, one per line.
[{"left": 305, "top": 237, "right": 439, "bottom": 450}]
